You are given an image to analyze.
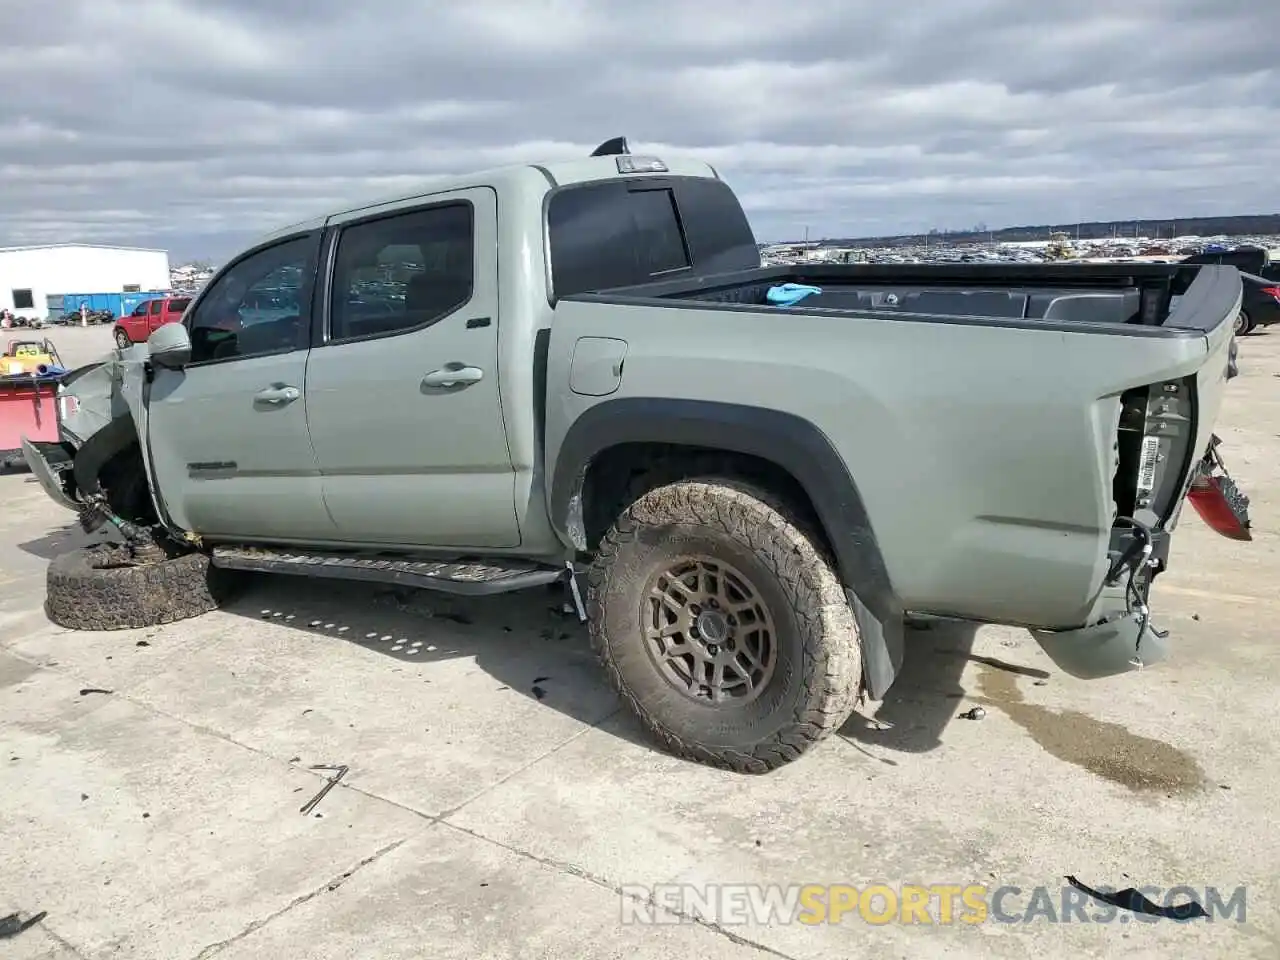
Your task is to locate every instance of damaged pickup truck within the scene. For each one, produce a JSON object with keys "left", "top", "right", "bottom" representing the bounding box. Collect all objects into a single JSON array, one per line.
[{"left": 23, "top": 137, "right": 1252, "bottom": 773}]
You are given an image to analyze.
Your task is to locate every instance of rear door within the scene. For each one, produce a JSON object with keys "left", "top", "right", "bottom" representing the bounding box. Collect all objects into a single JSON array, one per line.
[
  {"left": 160, "top": 297, "right": 190, "bottom": 331},
  {"left": 304, "top": 186, "right": 520, "bottom": 548},
  {"left": 146, "top": 299, "right": 165, "bottom": 334},
  {"left": 143, "top": 231, "right": 336, "bottom": 541}
]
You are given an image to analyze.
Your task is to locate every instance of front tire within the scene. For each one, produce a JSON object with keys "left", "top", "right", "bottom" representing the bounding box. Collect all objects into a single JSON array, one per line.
[
  {"left": 587, "top": 478, "right": 863, "bottom": 773},
  {"left": 46, "top": 544, "right": 242, "bottom": 630},
  {"left": 114, "top": 328, "right": 131, "bottom": 350}
]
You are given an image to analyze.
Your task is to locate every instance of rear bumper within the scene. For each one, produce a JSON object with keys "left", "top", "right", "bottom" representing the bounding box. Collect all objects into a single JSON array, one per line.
[{"left": 1031, "top": 587, "right": 1170, "bottom": 679}]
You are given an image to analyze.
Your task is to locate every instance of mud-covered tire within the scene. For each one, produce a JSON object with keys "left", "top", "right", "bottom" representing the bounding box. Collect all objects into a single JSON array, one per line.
[
  {"left": 46, "top": 544, "right": 241, "bottom": 630},
  {"left": 587, "top": 478, "right": 863, "bottom": 774}
]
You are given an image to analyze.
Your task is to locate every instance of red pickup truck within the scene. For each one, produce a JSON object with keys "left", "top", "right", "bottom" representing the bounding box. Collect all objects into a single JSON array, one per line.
[{"left": 112, "top": 296, "right": 191, "bottom": 349}]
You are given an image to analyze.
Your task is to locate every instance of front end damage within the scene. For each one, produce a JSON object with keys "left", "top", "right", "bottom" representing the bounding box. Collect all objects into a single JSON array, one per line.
[{"left": 20, "top": 356, "right": 170, "bottom": 563}]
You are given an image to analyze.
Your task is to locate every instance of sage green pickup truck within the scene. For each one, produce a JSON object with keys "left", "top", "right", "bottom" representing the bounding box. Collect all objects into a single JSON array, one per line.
[{"left": 23, "top": 137, "right": 1252, "bottom": 773}]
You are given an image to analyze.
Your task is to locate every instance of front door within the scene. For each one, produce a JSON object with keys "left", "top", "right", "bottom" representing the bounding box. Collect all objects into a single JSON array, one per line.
[
  {"left": 304, "top": 186, "right": 520, "bottom": 548},
  {"left": 144, "top": 231, "right": 336, "bottom": 542}
]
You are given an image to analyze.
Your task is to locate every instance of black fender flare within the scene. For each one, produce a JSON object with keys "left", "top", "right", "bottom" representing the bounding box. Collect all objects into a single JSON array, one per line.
[{"left": 549, "top": 398, "right": 905, "bottom": 699}]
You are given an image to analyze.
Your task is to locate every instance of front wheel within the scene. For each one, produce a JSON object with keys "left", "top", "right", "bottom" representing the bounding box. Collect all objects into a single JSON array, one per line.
[
  {"left": 114, "top": 328, "right": 131, "bottom": 349},
  {"left": 45, "top": 543, "right": 242, "bottom": 630},
  {"left": 587, "top": 478, "right": 863, "bottom": 773}
]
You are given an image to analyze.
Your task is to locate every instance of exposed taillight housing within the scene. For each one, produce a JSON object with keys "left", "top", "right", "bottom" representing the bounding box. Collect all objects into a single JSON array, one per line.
[
  {"left": 1112, "top": 377, "right": 1197, "bottom": 528},
  {"left": 1261, "top": 286, "right": 1280, "bottom": 305}
]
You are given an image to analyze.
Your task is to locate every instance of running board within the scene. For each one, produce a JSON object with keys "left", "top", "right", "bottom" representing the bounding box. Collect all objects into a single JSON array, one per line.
[{"left": 210, "top": 546, "right": 564, "bottom": 597}]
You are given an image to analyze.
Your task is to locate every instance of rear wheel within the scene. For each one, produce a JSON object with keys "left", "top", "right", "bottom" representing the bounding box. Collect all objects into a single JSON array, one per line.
[
  {"left": 1235, "top": 310, "right": 1255, "bottom": 336},
  {"left": 114, "top": 328, "right": 131, "bottom": 349},
  {"left": 587, "top": 477, "right": 863, "bottom": 773}
]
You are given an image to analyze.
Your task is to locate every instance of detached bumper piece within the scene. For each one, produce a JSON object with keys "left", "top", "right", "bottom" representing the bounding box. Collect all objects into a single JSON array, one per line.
[
  {"left": 1186, "top": 435, "right": 1251, "bottom": 541},
  {"left": 18, "top": 437, "right": 78, "bottom": 511},
  {"left": 210, "top": 546, "right": 564, "bottom": 596},
  {"left": 1032, "top": 613, "right": 1170, "bottom": 680}
]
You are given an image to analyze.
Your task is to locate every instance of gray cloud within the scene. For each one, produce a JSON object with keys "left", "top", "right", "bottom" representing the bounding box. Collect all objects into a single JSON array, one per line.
[{"left": 2, "top": 0, "right": 1277, "bottom": 260}]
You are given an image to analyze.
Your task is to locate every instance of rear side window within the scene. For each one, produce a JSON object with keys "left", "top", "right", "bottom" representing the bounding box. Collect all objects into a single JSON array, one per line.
[
  {"left": 548, "top": 182, "right": 690, "bottom": 296},
  {"left": 167, "top": 298, "right": 191, "bottom": 314},
  {"left": 674, "top": 178, "right": 761, "bottom": 277},
  {"left": 547, "top": 177, "right": 759, "bottom": 297}
]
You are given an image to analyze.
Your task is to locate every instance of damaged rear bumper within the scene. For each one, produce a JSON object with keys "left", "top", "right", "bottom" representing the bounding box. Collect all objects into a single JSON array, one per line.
[
  {"left": 1030, "top": 434, "right": 1250, "bottom": 680},
  {"left": 1031, "top": 592, "right": 1170, "bottom": 679}
]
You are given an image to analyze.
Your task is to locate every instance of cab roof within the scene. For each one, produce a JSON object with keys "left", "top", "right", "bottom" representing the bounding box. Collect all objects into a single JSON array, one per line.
[{"left": 253, "top": 143, "right": 719, "bottom": 247}]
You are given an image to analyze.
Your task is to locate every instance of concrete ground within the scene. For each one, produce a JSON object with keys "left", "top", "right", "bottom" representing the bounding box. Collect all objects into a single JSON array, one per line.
[{"left": 1, "top": 325, "right": 1277, "bottom": 959}]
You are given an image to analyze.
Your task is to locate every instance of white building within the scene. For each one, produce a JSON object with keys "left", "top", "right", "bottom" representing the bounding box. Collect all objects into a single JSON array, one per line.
[{"left": 0, "top": 243, "right": 171, "bottom": 317}]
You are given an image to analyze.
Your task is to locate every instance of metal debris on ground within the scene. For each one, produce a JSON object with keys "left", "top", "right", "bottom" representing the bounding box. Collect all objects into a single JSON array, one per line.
[
  {"left": 78, "top": 687, "right": 112, "bottom": 696},
  {"left": 959, "top": 706, "right": 986, "bottom": 720},
  {"left": 300, "top": 764, "right": 349, "bottom": 815}
]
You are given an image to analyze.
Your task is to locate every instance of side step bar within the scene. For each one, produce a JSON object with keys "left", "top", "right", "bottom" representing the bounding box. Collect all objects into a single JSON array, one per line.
[{"left": 210, "top": 546, "right": 565, "bottom": 597}]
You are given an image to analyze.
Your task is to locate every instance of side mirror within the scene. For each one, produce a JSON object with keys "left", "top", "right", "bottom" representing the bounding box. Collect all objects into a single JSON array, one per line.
[{"left": 148, "top": 322, "right": 192, "bottom": 370}]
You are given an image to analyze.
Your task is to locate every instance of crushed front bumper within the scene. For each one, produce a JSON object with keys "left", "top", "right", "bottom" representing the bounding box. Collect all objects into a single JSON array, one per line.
[{"left": 19, "top": 437, "right": 79, "bottom": 512}]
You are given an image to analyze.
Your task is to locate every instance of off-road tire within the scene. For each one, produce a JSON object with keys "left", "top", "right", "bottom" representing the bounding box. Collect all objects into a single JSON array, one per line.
[
  {"left": 46, "top": 543, "right": 241, "bottom": 630},
  {"left": 588, "top": 478, "right": 863, "bottom": 773}
]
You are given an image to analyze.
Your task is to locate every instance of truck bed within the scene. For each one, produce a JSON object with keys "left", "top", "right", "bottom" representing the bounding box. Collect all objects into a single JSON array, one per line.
[
  {"left": 579, "top": 262, "right": 1240, "bottom": 336},
  {"left": 546, "top": 258, "right": 1240, "bottom": 631}
]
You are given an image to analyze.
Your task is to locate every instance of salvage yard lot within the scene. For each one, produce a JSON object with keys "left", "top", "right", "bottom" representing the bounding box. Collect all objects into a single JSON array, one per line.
[{"left": 2, "top": 326, "right": 1278, "bottom": 959}]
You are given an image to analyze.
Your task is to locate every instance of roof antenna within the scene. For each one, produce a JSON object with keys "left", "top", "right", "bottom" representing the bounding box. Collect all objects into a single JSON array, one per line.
[{"left": 590, "top": 137, "right": 630, "bottom": 157}]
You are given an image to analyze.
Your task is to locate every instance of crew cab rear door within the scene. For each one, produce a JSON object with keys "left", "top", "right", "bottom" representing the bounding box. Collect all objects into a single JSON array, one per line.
[
  {"left": 158, "top": 297, "right": 190, "bottom": 332},
  {"left": 304, "top": 186, "right": 520, "bottom": 548},
  {"left": 146, "top": 299, "right": 165, "bottom": 334}
]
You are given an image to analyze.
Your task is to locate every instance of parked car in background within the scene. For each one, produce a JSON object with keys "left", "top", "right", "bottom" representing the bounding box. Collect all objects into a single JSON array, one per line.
[
  {"left": 1235, "top": 273, "right": 1280, "bottom": 335},
  {"left": 112, "top": 296, "right": 191, "bottom": 349}
]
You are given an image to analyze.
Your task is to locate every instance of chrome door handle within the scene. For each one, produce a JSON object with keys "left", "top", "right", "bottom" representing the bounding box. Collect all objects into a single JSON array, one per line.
[
  {"left": 254, "top": 385, "right": 300, "bottom": 405},
  {"left": 422, "top": 364, "right": 484, "bottom": 388}
]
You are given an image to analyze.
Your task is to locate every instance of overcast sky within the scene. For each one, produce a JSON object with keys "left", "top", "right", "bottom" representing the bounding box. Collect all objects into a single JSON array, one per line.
[{"left": 2, "top": 0, "right": 1277, "bottom": 262}]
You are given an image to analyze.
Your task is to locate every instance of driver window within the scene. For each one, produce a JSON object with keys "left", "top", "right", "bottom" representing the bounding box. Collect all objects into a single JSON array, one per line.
[{"left": 187, "top": 235, "right": 317, "bottom": 364}]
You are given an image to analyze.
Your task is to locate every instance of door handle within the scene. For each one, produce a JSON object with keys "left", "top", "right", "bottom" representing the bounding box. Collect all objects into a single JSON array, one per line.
[
  {"left": 422, "top": 364, "right": 484, "bottom": 388},
  {"left": 254, "top": 385, "right": 300, "bottom": 405}
]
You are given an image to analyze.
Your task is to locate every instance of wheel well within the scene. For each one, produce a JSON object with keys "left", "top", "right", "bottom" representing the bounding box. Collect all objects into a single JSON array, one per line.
[
  {"left": 97, "top": 442, "right": 157, "bottom": 526},
  {"left": 580, "top": 442, "right": 835, "bottom": 559}
]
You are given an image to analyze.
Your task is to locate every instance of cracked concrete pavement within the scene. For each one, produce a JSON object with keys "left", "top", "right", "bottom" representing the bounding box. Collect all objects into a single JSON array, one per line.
[{"left": 1, "top": 326, "right": 1278, "bottom": 958}]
